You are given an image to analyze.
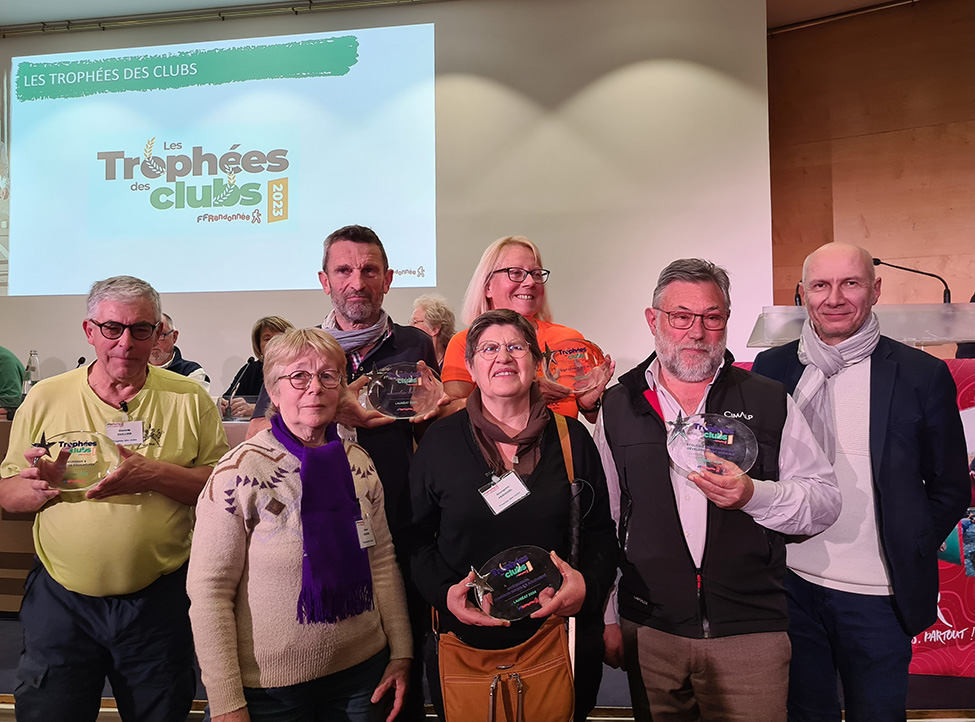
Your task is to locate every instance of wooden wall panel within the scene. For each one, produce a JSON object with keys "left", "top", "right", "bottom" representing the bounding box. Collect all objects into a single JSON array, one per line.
[{"left": 768, "top": 0, "right": 975, "bottom": 349}]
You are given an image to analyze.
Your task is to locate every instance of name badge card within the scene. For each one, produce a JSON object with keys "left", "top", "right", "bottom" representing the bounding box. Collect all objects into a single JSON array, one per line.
[
  {"left": 479, "top": 470, "right": 530, "bottom": 515},
  {"left": 356, "top": 518, "right": 376, "bottom": 548},
  {"left": 106, "top": 421, "right": 144, "bottom": 446}
]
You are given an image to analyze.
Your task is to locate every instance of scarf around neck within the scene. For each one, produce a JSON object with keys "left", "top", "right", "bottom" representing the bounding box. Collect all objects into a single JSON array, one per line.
[
  {"left": 794, "top": 312, "right": 880, "bottom": 463},
  {"left": 322, "top": 309, "right": 390, "bottom": 354},
  {"left": 270, "top": 414, "right": 373, "bottom": 624},
  {"left": 466, "top": 383, "right": 551, "bottom": 478}
]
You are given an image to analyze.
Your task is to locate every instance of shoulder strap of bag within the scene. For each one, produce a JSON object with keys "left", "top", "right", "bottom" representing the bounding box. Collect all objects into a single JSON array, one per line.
[{"left": 555, "top": 413, "right": 574, "bottom": 481}]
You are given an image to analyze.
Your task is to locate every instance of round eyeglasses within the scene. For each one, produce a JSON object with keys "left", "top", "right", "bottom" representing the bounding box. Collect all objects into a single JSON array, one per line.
[
  {"left": 474, "top": 341, "right": 530, "bottom": 359},
  {"left": 654, "top": 309, "right": 729, "bottom": 331},
  {"left": 491, "top": 267, "right": 550, "bottom": 284},
  {"left": 280, "top": 370, "right": 343, "bottom": 390},
  {"left": 88, "top": 320, "right": 159, "bottom": 341}
]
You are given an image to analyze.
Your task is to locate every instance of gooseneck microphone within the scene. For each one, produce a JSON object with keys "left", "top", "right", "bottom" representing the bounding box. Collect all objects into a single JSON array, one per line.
[
  {"left": 76, "top": 356, "right": 86, "bottom": 368},
  {"left": 226, "top": 357, "right": 256, "bottom": 399},
  {"left": 873, "top": 257, "right": 951, "bottom": 303}
]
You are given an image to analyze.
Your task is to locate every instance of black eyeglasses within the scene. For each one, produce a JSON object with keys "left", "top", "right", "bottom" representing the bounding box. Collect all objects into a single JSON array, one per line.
[
  {"left": 474, "top": 341, "right": 530, "bottom": 359},
  {"left": 88, "top": 320, "right": 159, "bottom": 341},
  {"left": 491, "top": 267, "right": 550, "bottom": 284},
  {"left": 654, "top": 309, "right": 729, "bottom": 331},
  {"left": 279, "top": 370, "right": 343, "bottom": 390}
]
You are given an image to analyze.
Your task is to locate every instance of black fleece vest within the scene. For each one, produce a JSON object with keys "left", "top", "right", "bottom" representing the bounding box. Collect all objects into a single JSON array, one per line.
[{"left": 602, "top": 353, "right": 789, "bottom": 638}]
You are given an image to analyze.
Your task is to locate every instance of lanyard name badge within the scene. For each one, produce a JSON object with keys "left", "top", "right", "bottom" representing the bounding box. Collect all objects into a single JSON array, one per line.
[
  {"left": 355, "top": 499, "right": 376, "bottom": 549},
  {"left": 479, "top": 469, "right": 530, "bottom": 515}
]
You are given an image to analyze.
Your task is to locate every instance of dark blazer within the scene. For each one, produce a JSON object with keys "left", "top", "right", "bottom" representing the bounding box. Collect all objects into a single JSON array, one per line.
[{"left": 752, "top": 336, "right": 970, "bottom": 636}]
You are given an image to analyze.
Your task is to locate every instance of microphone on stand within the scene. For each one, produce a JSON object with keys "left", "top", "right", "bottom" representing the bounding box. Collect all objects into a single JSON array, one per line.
[
  {"left": 226, "top": 357, "right": 256, "bottom": 399},
  {"left": 224, "top": 357, "right": 256, "bottom": 419},
  {"left": 873, "top": 258, "right": 952, "bottom": 303},
  {"left": 76, "top": 357, "right": 86, "bottom": 368},
  {"left": 794, "top": 283, "right": 802, "bottom": 306}
]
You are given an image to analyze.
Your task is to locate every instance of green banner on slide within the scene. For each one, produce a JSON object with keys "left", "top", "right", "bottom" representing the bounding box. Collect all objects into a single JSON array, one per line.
[{"left": 16, "top": 36, "right": 359, "bottom": 101}]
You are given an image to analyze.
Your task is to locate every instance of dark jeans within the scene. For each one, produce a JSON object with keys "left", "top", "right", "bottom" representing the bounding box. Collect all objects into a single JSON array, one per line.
[
  {"left": 786, "top": 570, "right": 913, "bottom": 722},
  {"left": 239, "top": 648, "right": 391, "bottom": 722},
  {"left": 15, "top": 560, "right": 195, "bottom": 722}
]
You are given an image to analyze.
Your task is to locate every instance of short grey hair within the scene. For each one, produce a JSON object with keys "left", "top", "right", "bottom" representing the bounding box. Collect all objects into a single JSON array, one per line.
[
  {"left": 464, "top": 309, "right": 542, "bottom": 366},
  {"left": 651, "top": 259, "right": 731, "bottom": 312},
  {"left": 161, "top": 313, "right": 175, "bottom": 331},
  {"left": 87, "top": 276, "right": 162, "bottom": 321}
]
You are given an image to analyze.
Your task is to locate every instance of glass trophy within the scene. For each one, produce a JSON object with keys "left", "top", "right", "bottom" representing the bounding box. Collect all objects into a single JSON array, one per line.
[
  {"left": 542, "top": 339, "right": 606, "bottom": 394},
  {"left": 470, "top": 545, "right": 563, "bottom": 621},
  {"left": 44, "top": 431, "right": 121, "bottom": 492},
  {"left": 666, "top": 413, "right": 759, "bottom": 477},
  {"left": 365, "top": 362, "right": 443, "bottom": 420}
]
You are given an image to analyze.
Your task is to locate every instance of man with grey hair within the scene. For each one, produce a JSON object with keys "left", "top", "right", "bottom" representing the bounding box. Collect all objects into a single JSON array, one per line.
[
  {"left": 595, "top": 258, "right": 840, "bottom": 721},
  {"left": 149, "top": 312, "right": 211, "bottom": 391},
  {"left": 752, "top": 242, "right": 969, "bottom": 721},
  {"left": 0, "top": 275, "right": 228, "bottom": 722}
]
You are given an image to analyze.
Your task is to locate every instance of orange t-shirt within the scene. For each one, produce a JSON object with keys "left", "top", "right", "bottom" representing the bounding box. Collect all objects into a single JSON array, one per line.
[{"left": 441, "top": 319, "right": 585, "bottom": 418}]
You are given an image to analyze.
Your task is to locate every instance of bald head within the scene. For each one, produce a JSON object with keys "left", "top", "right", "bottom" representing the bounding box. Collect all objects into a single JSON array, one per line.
[
  {"left": 802, "top": 243, "right": 875, "bottom": 286},
  {"left": 800, "top": 243, "right": 881, "bottom": 345}
]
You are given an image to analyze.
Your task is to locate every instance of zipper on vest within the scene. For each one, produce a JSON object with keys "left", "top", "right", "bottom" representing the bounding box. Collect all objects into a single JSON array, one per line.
[{"left": 697, "top": 569, "right": 710, "bottom": 638}]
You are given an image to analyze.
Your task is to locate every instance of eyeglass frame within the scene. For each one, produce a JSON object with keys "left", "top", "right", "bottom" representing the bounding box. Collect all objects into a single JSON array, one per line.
[
  {"left": 474, "top": 341, "right": 531, "bottom": 360},
  {"left": 87, "top": 319, "right": 160, "bottom": 341},
  {"left": 278, "top": 370, "right": 343, "bottom": 391},
  {"left": 653, "top": 308, "right": 730, "bottom": 331},
  {"left": 490, "top": 266, "right": 551, "bottom": 284}
]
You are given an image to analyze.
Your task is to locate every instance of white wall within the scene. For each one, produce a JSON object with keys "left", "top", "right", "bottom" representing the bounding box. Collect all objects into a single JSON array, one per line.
[{"left": 0, "top": 0, "right": 772, "bottom": 392}]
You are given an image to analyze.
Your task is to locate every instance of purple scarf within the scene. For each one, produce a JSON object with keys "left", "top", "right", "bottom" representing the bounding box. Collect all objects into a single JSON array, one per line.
[{"left": 271, "top": 414, "right": 373, "bottom": 624}]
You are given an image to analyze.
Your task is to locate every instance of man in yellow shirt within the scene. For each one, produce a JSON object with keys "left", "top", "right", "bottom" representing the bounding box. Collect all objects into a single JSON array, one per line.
[{"left": 0, "top": 275, "right": 228, "bottom": 722}]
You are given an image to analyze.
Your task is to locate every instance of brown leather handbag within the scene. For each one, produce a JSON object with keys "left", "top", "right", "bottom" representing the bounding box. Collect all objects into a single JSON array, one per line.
[{"left": 438, "top": 616, "right": 574, "bottom": 722}]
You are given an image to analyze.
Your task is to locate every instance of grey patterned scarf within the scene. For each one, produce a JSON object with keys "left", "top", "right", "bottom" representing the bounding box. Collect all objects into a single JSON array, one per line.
[{"left": 794, "top": 313, "right": 880, "bottom": 463}]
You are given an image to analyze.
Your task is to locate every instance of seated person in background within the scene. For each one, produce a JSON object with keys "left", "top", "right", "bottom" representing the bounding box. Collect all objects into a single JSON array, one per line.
[
  {"left": 150, "top": 312, "right": 211, "bottom": 391},
  {"left": 441, "top": 235, "right": 613, "bottom": 421},
  {"left": 219, "top": 315, "right": 294, "bottom": 418},
  {"left": 410, "top": 293, "right": 456, "bottom": 371},
  {"left": 0, "top": 344, "right": 26, "bottom": 419}
]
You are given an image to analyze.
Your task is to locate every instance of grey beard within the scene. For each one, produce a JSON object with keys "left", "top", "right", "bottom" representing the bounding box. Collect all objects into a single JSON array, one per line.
[{"left": 656, "top": 342, "right": 724, "bottom": 383}]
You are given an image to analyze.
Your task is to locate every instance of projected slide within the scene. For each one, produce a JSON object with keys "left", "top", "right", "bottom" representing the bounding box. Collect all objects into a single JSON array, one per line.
[{"left": 8, "top": 24, "right": 435, "bottom": 295}]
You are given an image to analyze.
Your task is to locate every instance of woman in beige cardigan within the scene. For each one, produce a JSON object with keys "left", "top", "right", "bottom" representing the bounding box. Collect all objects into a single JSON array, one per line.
[{"left": 188, "top": 327, "right": 411, "bottom": 722}]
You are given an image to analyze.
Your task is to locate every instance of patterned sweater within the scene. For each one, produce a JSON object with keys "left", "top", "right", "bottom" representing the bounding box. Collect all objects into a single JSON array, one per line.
[{"left": 187, "top": 429, "right": 412, "bottom": 717}]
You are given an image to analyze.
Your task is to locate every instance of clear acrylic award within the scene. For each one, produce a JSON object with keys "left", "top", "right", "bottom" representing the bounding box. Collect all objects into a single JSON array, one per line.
[
  {"left": 43, "top": 431, "right": 121, "bottom": 492},
  {"left": 666, "top": 413, "right": 759, "bottom": 476},
  {"left": 469, "top": 545, "right": 563, "bottom": 621},
  {"left": 542, "top": 339, "right": 607, "bottom": 394},
  {"left": 365, "top": 362, "right": 443, "bottom": 420}
]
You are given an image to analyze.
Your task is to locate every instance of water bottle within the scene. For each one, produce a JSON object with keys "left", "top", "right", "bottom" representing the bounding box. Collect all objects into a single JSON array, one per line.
[{"left": 22, "top": 350, "right": 40, "bottom": 398}]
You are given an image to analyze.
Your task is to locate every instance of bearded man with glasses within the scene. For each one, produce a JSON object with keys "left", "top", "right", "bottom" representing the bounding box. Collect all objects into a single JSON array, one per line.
[
  {"left": 0, "top": 275, "right": 229, "bottom": 722},
  {"left": 594, "top": 258, "right": 841, "bottom": 722}
]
